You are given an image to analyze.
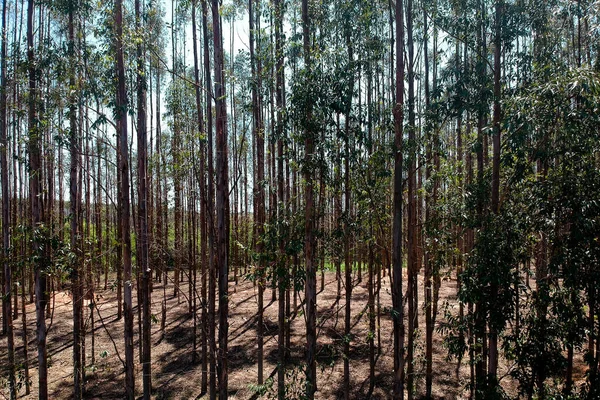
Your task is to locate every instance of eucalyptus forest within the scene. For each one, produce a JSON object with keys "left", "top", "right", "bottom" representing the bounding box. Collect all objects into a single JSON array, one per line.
[{"left": 0, "top": 0, "right": 599, "bottom": 398}]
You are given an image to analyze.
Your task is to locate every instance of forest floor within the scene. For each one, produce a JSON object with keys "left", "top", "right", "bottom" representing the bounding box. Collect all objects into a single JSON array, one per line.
[{"left": 0, "top": 269, "right": 588, "bottom": 399}]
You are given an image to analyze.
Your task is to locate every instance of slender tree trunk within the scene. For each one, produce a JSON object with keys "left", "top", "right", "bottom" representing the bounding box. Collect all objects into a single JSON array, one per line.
[
  {"left": 343, "top": 31, "right": 354, "bottom": 400},
  {"left": 302, "top": 0, "right": 317, "bottom": 397},
  {"left": 115, "top": 0, "right": 135, "bottom": 394},
  {"left": 192, "top": 0, "right": 208, "bottom": 391},
  {"left": 423, "top": 3, "right": 434, "bottom": 396},
  {"left": 68, "top": 6, "right": 83, "bottom": 397},
  {"left": 269, "top": 65, "right": 278, "bottom": 303},
  {"left": 334, "top": 115, "right": 342, "bottom": 302},
  {"left": 0, "top": 0, "right": 16, "bottom": 394},
  {"left": 156, "top": 63, "right": 166, "bottom": 335},
  {"left": 488, "top": 0, "right": 503, "bottom": 383},
  {"left": 191, "top": 184, "right": 198, "bottom": 363},
  {"left": 81, "top": 92, "right": 89, "bottom": 376},
  {"left": 249, "top": 0, "right": 266, "bottom": 385},
  {"left": 475, "top": 0, "right": 487, "bottom": 390},
  {"left": 368, "top": 239, "right": 375, "bottom": 391},
  {"left": 115, "top": 111, "right": 123, "bottom": 325},
  {"left": 201, "top": 1, "right": 217, "bottom": 397},
  {"left": 211, "top": 1, "right": 230, "bottom": 398},
  {"left": 274, "top": 0, "right": 286, "bottom": 396},
  {"left": 14, "top": 23, "right": 30, "bottom": 387},
  {"left": 28, "top": 0, "right": 49, "bottom": 396},
  {"left": 284, "top": 145, "right": 291, "bottom": 359},
  {"left": 392, "top": 0, "right": 405, "bottom": 398},
  {"left": 406, "top": 0, "right": 417, "bottom": 396},
  {"left": 135, "top": 0, "right": 151, "bottom": 394},
  {"left": 0, "top": 0, "right": 4, "bottom": 297},
  {"left": 188, "top": 187, "right": 194, "bottom": 313}
]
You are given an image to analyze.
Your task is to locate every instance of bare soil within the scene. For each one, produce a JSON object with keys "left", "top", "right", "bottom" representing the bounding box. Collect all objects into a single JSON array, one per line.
[{"left": 0, "top": 269, "right": 587, "bottom": 399}]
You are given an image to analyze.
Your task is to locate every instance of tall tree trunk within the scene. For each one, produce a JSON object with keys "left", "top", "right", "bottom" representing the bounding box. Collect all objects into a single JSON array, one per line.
[
  {"left": 475, "top": 0, "right": 487, "bottom": 390},
  {"left": 115, "top": 0, "right": 135, "bottom": 394},
  {"left": 392, "top": 0, "right": 405, "bottom": 398},
  {"left": 423, "top": 2, "right": 434, "bottom": 396},
  {"left": 274, "top": 0, "right": 286, "bottom": 396},
  {"left": 334, "top": 114, "right": 342, "bottom": 302},
  {"left": 68, "top": 6, "right": 83, "bottom": 397},
  {"left": 488, "top": 0, "right": 503, "bottom": 383},
  {"left": 82, "top": 91, "right": 89, "bottom": 376},
  {"left": 201, "top": 1, "right": 217, "bottom": 397},
  {"left": 116, "top": 144, "right": 123, "bottom": 321},
  {"left": 0, "top": 0, "right": 16, "bottom": 394},
  {"left": 406, "top": 0, "right": 417, "bottom": 396},
  {"left": 1, "top": 0, "right": 10, "bottom": 336},
  {"left": 368, "top": 238, "right": 375, "bottom": 390},
  {"left": 14, "top": 18, "right": 31, "bottom": 387},
  {"left": 211, "top": 1, "right": 230, "bottom": 398},
  {"left": 343, "top": 29, "right": 354, "bottom": 400},
  {"left": 28, "top": 0, "right": 49, "bottom": 396},
  {"left": 191, "top": 0, "right": 208, "bottom": 391},
  {"left": 191, "top": 184, "right": 198, "bottom": 363},
  {"left": 135, "top": 0, "right": 151, "bottom": 394},
  {"left": 249, "top": 0, "right": 266, "bottom": 385},
  {"left": 171, "top": 0, "right": 180, "bottom": 302},
  {"left": 302, "top": 0, "right": 317, "bottom": 397},
  {"left": 156, "top": 61, "right": 165, "bottom": 335}
]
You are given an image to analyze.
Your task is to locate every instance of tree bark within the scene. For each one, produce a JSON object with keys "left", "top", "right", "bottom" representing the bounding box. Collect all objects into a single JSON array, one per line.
[
  {"left": 406, "top": 0, "right": 417, "bottom": 396},
  {"left": 27, "top": 0, "right": 49, "bottom": 396},
  {"left": 191, "top": 0, "right": 209, "bottom": 391},
  {"left": 423, "top": 2, "right": 434, "bottom": 396},
  {"left": 201, "top": 1, "right": 217, "bottom": 397},
  {"left": 115, "top": 0, "right": 135, "bottom": 394},
  {"left": 249, "top": 0, "right": 266, "bottom": 385},
  {"left": 302, "top": 0, "right": 317, "bottom": 397},
  {"left": 488, "top": 0, "right": 503, "bottom": 382},
  {"left": 68, "top": 6, "right": 82, "bottom": 397},
  {"left": 135, "top": 0, "right": 151, "bottom": 394},
  {"left": 392, "top": 0, "right": 405, "bottom": 398},
  {"left": 0, "top": 0, "right": 16, "bottom": 394},
  {"left": 343, "top": 29, "right": 354, "bottom": 400},
  {"left": 274, "top": 0, "right": 286, "bottom": 396},
  {"left": 211, "top": 1, "right": 230, "bottom": 398}
]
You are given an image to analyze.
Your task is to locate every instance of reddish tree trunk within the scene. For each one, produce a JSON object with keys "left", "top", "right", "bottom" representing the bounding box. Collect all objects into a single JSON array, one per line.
[
  {"left": 392, "top": 0, "right": 405, "bottom": 398},
  {"left": 274, "top": 0, "right": 287, "bottom": 396},
  {"left": 135, "top": 0, "right": 151, "bottom": 394},
  {"left": 115, "top": 0, "right": 135, "bottom": 394},
  {"left": 68, "top": 7, "right": 82, "bottom": 397},
  {"left": 211, "top": 1, "right": 230, "bottom": 397},
  {"left": 0, "top": 0, "right": 16, "bottom": 394},
  {"left": 191, "top": 1, "right": 209, "bottom": 391},
  {"left": 302, "top": 0, "right": 317, "bottom": 397},
  {"left": 27, "top": 0, "right": 48, "bottom": 396}
]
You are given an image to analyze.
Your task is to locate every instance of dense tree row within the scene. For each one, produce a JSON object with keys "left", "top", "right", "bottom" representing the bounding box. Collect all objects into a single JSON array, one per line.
[{"left": 0, "top": 0, "right": 599, "bottom": 399}]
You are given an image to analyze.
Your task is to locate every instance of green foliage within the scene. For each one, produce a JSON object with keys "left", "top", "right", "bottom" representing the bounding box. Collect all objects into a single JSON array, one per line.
[
  {"left": 500, "top": 67, "right": 600, "bottom": 397},
  {"left": 248, "top": 377, "right": 274, "bottom": 397},
  {"left": 1, "top": 364, "right": 31, "bottom": 396}
]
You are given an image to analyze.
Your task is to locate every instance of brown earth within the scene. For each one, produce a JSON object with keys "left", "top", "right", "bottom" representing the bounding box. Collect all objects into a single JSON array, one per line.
[{"left": 0, "top": 269, "right": 588, "bottom": 399}]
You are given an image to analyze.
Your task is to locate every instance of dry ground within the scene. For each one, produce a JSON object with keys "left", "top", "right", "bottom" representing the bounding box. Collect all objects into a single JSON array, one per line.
[{"left": 0, "top": 268, "right": 587, "bottom": 399}]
